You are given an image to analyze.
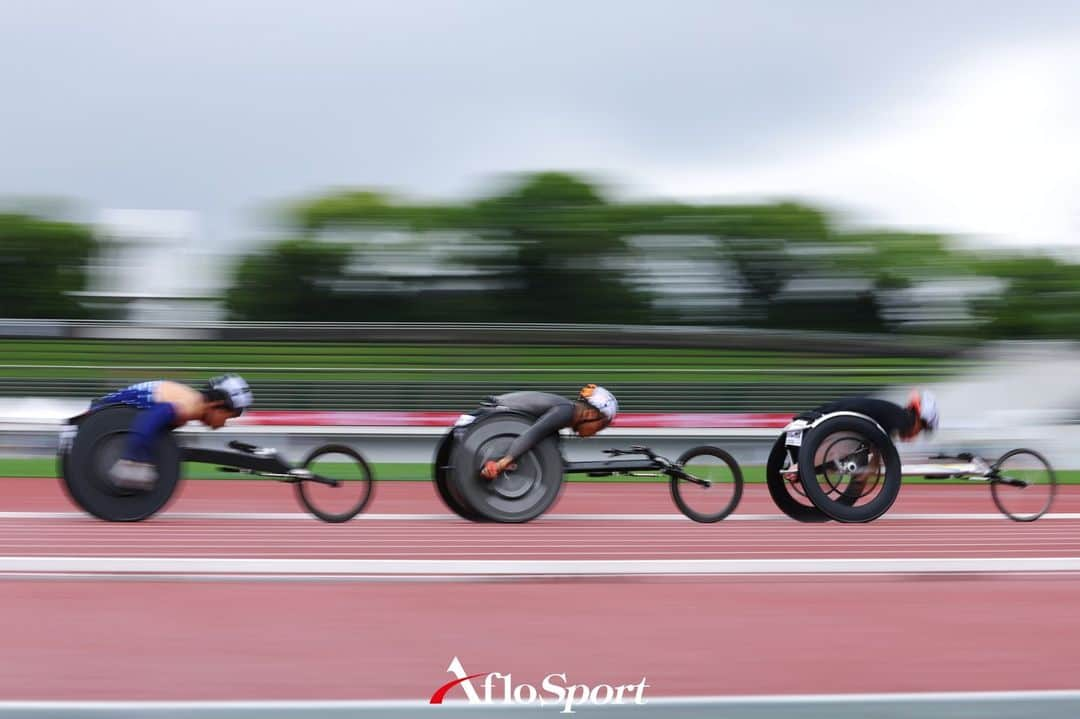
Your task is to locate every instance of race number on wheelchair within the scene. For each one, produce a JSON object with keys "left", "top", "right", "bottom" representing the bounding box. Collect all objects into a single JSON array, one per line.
[{"left": 785, "top": 429, "right": 803, "bottom": 447}]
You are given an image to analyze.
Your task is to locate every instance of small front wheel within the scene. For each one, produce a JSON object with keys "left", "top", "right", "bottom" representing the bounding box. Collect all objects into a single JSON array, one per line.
[
  {"left": 294, "top": 444, "right": 374, "bottom": 523},
  {"left": 670, "top": 446, "right": 743, "bottom": 523},
  {"left": 990, "top": 448, "right": 1056, "bottom": 522}
]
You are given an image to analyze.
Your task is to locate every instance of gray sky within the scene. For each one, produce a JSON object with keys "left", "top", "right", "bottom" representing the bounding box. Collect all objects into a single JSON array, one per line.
[{"left": 2, "top": 0, "right": 1078, "bottom": 249}]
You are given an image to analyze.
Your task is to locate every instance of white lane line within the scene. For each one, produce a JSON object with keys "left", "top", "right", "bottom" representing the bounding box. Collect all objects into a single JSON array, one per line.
[
  {"left": 1, "top": 538, "right": 1077, "bottom": 550},
  {"left": 3, "top": 570, "right": 1080, "bottom": 584},
  {"left": 3, "top": 556, "right": 1080, "bottom": 576},
  {"left": 0, "top": 511, "right": 1079, "bottom": 522}
]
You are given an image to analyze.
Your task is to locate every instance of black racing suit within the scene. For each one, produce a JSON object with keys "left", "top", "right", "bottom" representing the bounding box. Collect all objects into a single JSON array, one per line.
[
  {"left": 795, "top": 397, "right": 917, "bottom": 502},
  {"left": 798, "top": 397, "right": 918, "bottom": 439},
  {"left": 487, "top": 391, "right": 576, "bottom": 462}
]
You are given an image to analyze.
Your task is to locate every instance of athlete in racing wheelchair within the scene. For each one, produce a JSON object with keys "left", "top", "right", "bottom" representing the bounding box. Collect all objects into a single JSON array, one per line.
[
  {"left": 87, "top": 374, "right": 253, "bottom": 491},
  {"left": 478, "top": 384, "right": 618, "bottom": 480},
  {"left": 767, "top": 389, "right": 939, "bottom": 522},
  {"left": 438, "top": 383, "right": 742, "bottom": 523},
  {"left": 798, "top": 390, "right": 940, "bottom": 442}
]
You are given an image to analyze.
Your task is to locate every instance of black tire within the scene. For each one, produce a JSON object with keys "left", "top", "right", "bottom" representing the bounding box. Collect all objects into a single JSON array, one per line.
[
  {"left": 797, "top": 414, "right": 902, "bottom": 523},
  {"left": 294, "top": 444, "right": 374, "bottom": 523},
  {"left": 990, "top": 448, "right": 1057, "bottom": 522},
  {"left": 433, "top": 430, "right": 486, "bottom": 522},
  {"left": 449, "top": 412, "right": 564, "bottom": 523},
  {"left": 765, "top": 435, "right": 830, "bottom": 523},
  {"left": 670, "top": 445, "right": 743, "bottom": 523},
  {"left": 64, "top": 405, "right": 182, "bottom": 522}
]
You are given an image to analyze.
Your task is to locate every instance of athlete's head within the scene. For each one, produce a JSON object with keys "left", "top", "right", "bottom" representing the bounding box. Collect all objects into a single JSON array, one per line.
[
  {"left": 203, "top": 374, "right": 254, "bottom": 428},
  {"left": 573, "top": 384, "right": 618, "bottom": 437},
  {"left": 907, "top": 389, "right": 939, "bottom": 435}
]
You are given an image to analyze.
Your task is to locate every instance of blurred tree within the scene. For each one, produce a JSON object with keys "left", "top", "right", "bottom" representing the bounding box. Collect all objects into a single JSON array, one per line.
[
  {"left": 467, "top": 173, "right": 651, "bottom": 323},
  {"left": 280, "top": 176, "right": 838, "bottom": 325},
  {"left": 974, "top": 256, "right": 1080, "bottom": 338},
  {"left": 232, "top": 171, "right": 1074, "bottom": 337},
  {"left": 0, "top": 214, "right": 96, "bottom": 318},
  {"left": 224, "top": 239, "right": 353, "bottom": 321},
  {"left": 272, "top": 172, "right": 653, "bottom": 323}
]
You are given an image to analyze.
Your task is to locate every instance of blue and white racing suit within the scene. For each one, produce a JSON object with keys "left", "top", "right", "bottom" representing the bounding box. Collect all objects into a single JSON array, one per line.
[
  {"left": 90, "top": 381, "right": 178, "bottom": 462},
  {"left": 91, "top": 381, "right": 160, "bottom": 412}
]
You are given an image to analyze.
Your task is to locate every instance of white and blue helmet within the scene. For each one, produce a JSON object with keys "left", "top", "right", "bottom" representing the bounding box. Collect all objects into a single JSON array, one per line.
[{"left": 208, "top": 374, "right": 254, "bottom": 415}]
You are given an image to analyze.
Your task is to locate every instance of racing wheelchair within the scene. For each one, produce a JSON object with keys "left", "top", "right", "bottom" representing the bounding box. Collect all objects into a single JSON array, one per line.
[
  {"left": 58, "top": 405, "right": 374, "bottom": 522},
  {"left": 766, "top": 411, "right": 1056, "bottom": 523},
  {"left": 433, "top": 409, "right": 743, "bottom": 523}
]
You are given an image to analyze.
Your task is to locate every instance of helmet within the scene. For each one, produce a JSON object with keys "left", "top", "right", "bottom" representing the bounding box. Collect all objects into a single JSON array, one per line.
[
  {"left": 579, "top": 384, "right": 618, "bottom": 422},
  {"left": 909, "top": 389, "right": 939, "bottom": 431},
  {"left": 208, "top": 374, "right": 254, "bottom": 415}
]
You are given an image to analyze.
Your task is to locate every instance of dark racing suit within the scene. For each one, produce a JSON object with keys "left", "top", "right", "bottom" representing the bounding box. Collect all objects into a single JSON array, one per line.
[
  {"left": 798, "top": 397, "right": 919, "bottom": 439},
  {"left": 486, "top": 391, "right": 577, "bottom": 462}
]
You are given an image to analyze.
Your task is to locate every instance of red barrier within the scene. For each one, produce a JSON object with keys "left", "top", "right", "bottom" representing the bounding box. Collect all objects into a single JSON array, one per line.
[{"left": 236, "top": 411, "right": 793, "bottom": 429}]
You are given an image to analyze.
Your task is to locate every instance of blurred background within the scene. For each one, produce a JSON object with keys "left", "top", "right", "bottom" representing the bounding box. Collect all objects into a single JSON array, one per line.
[
  {"left": 2, "top": 1, "right": 1080, "bottom": 715},
  {"left": 2, "top": 0, "right": 1080, "bottom": 470}
]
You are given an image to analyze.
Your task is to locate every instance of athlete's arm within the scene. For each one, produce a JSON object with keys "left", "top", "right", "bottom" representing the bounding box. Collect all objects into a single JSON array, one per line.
[
  {"left": 504, "top": 404, "right": 575, "bottom": 462},
  {"left": 482, "top": 404, "right": 575, "bottom": 478}
]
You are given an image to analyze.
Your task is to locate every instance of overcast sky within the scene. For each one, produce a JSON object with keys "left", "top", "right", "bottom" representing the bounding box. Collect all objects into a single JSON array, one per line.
[{"left": 1, "top": 0, "right": 1078, "bottom": 250}]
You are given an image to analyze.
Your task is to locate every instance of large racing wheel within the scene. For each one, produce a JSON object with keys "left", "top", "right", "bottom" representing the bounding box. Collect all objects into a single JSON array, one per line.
[
  {"left": 433, "top": 430, "right": 486, "bottom": 522},
  {"left": 765, "top": 435, "right": 830, "bottom": 523},
  {"left": 62, "top": 405, "right": 182, "bottom": 522},
  {"left": 796, "top": 414, "right": 902, "bottom": 523},
  {"left": 448, "top": 411, "right": 564, "bottom": 523}
]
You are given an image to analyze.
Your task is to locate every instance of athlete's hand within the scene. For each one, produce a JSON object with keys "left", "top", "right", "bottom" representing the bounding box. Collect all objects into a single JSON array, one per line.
[{"left": 481, "top": 458, "right": 517, "bottom": 479}]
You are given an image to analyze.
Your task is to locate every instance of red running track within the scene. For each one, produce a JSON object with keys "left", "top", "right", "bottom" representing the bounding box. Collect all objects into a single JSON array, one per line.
[
  {"left": 5, "top": 577, "right": 1080, "bottom": 700},
  {"left": 7, "top": 476, "right": 1080, "bottom": 515},
  {"left": 0, "top": 480, "right": 1078, "bottom": 561},
  {"left": 1, "top": 479, "right": 1079, "bottom": 700}
]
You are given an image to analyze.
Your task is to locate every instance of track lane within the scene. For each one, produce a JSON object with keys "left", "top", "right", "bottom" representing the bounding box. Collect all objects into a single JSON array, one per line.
[
  {"left": 7, "top": 478, "right": 1080, "bottom": 514},
  {"left": 0, "top": 482, "right": 1075, "bottom": 562},
  {"left": 1, "top": 478, "right": 1078, "bottom": 701},
  {"left": 2, "top": 578, "right": 1080, "bottom": 700}
]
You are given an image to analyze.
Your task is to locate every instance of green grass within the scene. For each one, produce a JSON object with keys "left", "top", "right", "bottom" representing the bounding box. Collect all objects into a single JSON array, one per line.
[{"left": 6, "top": 458, "right": 1076, "bottom": 483}]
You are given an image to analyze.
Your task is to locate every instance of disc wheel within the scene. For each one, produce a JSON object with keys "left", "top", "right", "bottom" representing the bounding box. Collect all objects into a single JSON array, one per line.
[
  {"left": 765, "top": 435, "right": 830, "bottom": 523},
  {"left": 63, "top": 405, "right": 181, "bottom": 522},
  {"left": 294, "top": 444, "right": 374, "bottom": 523},
  {"left": 450, "top": 412, "right": 564, "bottom": 523},
  {"left": 670, "top": 445, "right": 743, "bottom": 523},
  {"left": 433, "top": 430, "right": 486, "bottom": 522},
  {"left": 797, "top": 415, "right": 902, "bottom": 523},
  {"left": 990, "top": 448, "right": 1057, "bottom": 522}
]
